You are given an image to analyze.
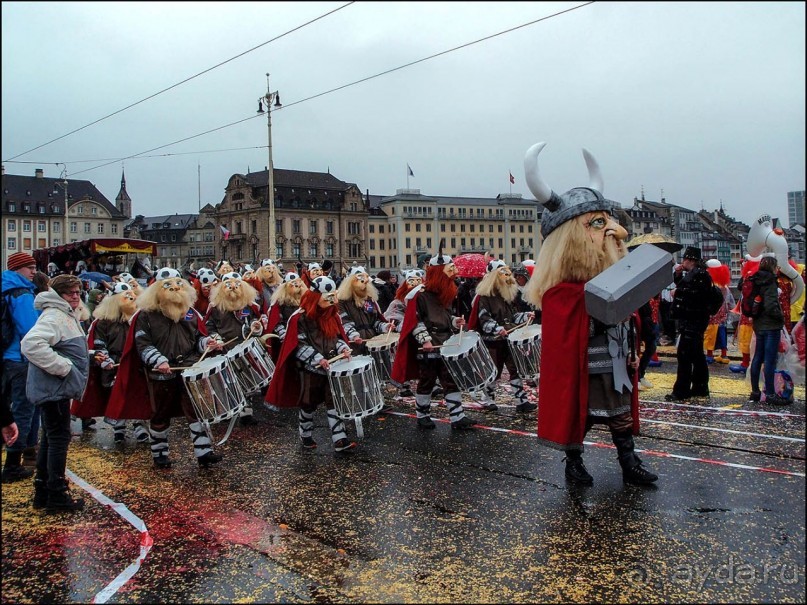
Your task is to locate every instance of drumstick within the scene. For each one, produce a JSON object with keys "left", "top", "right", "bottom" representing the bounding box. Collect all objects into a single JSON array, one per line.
[
  {"left": 459, "top": 325, "right": 463, "bottom": 347},
  {"left": 417, "top": 345, "right": 445, "bottom": 351},
  {"left": 384, "top": 322, "right": 394, "bottom": 343},
  {"left": 505, "top": 320, "right": 531, "bottom": 335},
  {"left": 326, "top": 352, "right": 345, "bottom": 364}
]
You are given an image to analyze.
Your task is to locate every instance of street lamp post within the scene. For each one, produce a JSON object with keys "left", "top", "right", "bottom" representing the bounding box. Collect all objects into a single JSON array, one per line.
[
  {"left": 54, "top": 163, "right": 68, "bottom": 247},
  {"left": 257, "top": 73, "right": 281, "bottom": 261}
]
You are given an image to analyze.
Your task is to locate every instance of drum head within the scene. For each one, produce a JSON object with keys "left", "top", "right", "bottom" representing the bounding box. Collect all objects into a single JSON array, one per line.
[
  {"left": 441, "top": 330, "right": 480, "bottom": 359},
  {"left": 329, "top": 355, "right": 373, "bottom": 376},
  {"left": 365, "top": 332, "right": 400, "bottom": 350},
  {"left": 226, "top": 338, "right": 251, "bottom": 359},
  {"left": 182, "top": 356, "right": 226, "bottom": 379},
  {"left": 507, "top": 324, "right": 542, "bottom": 344}
]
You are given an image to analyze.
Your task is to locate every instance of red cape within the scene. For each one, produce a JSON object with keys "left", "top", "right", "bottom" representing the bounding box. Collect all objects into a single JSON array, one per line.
[
  {"left": 264, "top": 302, "right": 284, "bottom": 361},
  {"left": 466, "top": 295, "right": 481, "bottom": 331},
  {"left": 105, "top": 308, "right": 208, "bottom": 421},
  {"left": 264, "top": 309, "right": 349, "bottom": 408},
  {"left": 537, "top": 282, "right": 639, "bottom": 448},
  {"left": 391, "top": 290, "right": 425, "bottom": 384},
  {"left": 70, "top": 320, "right": 109, "bottom": 418}
]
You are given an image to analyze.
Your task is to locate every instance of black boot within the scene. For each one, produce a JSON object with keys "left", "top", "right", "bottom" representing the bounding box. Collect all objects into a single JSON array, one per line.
[
  {"left": 612, "top": 430, "right": 658, "bottom": 485},
  {"left": 33, "top": 477, "right": 48, "bottom": 509},
  {"left": 564, "top": 450, "right": 593, "bottom": 485},
  {"left": 46, "top": 487, "right": 85, "bottom": 513},
  {"left": 197, "top": 451, "right": 224, "bottom": 467},
  {"left": 2, "top": 451, "right": 34, "bottom": 483}
]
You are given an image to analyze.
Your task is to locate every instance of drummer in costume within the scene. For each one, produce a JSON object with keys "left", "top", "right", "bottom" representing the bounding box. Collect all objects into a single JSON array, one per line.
[
  {"left": 337, "top": 266, "right": 395, "bottom": 356},
  {"left": 265, "top": 276, "right": 357, "bottom": 453},
  {"left": 265, "top": 271, "right": 307, "bottom": 361},
  {"left": 72, "top": 283, "right": 149, "bottom": 443},
  {"left": 391, "top": 245, "right": 476, "bottom": 431},
  {"left": 385, "top": 270, "right": 424, "bottom": 398},
  {"left": 250, "top": 259, "right": 283, "bottom": 314},
  {"left": 190, "top": 267, "right": 218, "bottom": 317},
  {"left": 523, "top": 142, "right": 657, "bottom": 486},
  {"left": 204, "top": 271, "right": 266, "bottom": 426},
  {"left": 467, "top": 259, "right": 537, "bottom": 414},
  {"left": 107, "top": 268, "right": 225, "bottom": 469},
  {"left": 301, "top": 262, "right": 324, "bottom": 288}
]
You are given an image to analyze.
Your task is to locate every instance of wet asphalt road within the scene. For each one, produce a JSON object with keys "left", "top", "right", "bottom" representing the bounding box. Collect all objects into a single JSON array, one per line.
[{"left": 2, "top": 347, "right": 805, "bottom": 604}]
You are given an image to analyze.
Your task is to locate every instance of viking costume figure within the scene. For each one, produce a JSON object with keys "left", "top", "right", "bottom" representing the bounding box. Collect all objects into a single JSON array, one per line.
[
  {"left": 107, "top": 268, "right": 225, "bottom": 469},
  {"left": 301, "top": 262, "right": 324, "bottom": 288},
  {"left": 523, "top": 142, "right": 656, "bottom": 486},
  {"left": 704, "top": 260, "right": 734, "bottom": 364},
  {"left": 72, "top": 283, "right": 149, "bottom": 443},
  {"left": 251, "top": 259, "right": 283, "bottom": 314},
  {"left": 115, "top": 272, "right": 142, "bottom": 298},
  {"left": 215, "top": 260, "right": 234, "bottom": 276},
  {"left": 337, "top": 265, "right": 394, "bottom": 356},
  {"left": 204, "top": 271, "right": 265, "bottom": 425},
  {"left": 385, "top": 270, "right": 424, "bottom": 397},
  {"left": 265, "top": 271, "right": 307, "bottom": 361},
  {"left": 467, "top": 259, "right": 537, "bottom": 414},
  {"left": 265, "top": 276, "right": 357, "bottom": 453},
  {"left": 190, "top": 267, "right": 218, "bottom": 316},
  {"left": 391, "top": 248, "right": 476, "bottom": 431}
]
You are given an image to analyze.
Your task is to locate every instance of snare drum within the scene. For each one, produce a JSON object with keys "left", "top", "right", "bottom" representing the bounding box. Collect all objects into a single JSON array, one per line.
[
  {"left": 440, "top": 330, "right": 497, "bottom": 392},
  {"left": 226, "top": 337, "right": 275, "bottom": 394},
  {"left": 364, "top": 332, "right": 400, "bottom": 382},
  {"left": 181, "top": 357, "right": 246, "bottom": 426},
  {"left": 506, "top": 324, "right": 542, "bottom": 382},
  {"left": 328, "top": 355, "right": 385, "bottom": 423}
]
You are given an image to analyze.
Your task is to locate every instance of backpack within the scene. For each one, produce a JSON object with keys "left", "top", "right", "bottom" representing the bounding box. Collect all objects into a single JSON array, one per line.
[
  {"left": 740, "top": 278, "right": 762, "bottom": 318},
  {"left": 1, "top": 287, "right": 28, "bottom": 354},
  {"left": 706, "top": 284, "right": 724, "bottom": 316}
]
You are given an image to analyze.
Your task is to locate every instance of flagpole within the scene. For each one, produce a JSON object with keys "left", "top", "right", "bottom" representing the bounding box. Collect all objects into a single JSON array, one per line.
[{"left": 406, "top": 164, "right": 409, "bottom": 189}]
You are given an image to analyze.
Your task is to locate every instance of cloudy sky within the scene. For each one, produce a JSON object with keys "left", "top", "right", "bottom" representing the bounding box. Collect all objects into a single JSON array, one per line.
[{"left": 2, "top": 2, "right": 804, "bottom": 228}]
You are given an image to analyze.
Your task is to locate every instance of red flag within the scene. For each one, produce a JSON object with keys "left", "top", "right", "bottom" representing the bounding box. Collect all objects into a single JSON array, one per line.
[
  {"left": 220, "top": 224, "right": 231, "bottom": 241},
  {"left": 509, "top": 171, "right": 515, "bottom": 185}
]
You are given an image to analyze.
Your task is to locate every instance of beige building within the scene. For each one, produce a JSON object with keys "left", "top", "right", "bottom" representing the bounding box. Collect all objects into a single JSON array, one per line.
[
  {"left": 367, "top": 189, "right": 542, "bottom": 273},
  {"left": 215, "top": 168, "right": 369, "bottom": 273},
  {"left": 1, "top": 166, "right": 127, "bottom": 270}
]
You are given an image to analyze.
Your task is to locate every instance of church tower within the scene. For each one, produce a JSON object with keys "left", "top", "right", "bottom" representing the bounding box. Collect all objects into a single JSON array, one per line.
[{"left": 115, "top": 168, "right": 132, "bottom": 218}]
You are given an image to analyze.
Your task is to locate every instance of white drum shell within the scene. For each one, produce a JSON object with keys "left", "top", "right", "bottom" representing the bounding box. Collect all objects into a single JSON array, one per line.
[
  {"left": 181, "top": 357, "right": 246, "bottom": 424},
  {"left": 328, "top": 355, "right": 385, "bottom": 420},
  {"left": 364, "top": 332, "right": 399, "bottom": 382},
  {"left": 439, "top": 331, "right": 497, "bottom": 392},
  {"left": 507, "top": 325, "right": 542, "bottom": 381},
  {"left": 226, "top": 337, "right": 275, "bottom": 394}
]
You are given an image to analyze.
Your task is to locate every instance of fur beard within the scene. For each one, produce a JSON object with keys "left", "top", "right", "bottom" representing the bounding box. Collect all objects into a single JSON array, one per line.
[
  {"left": 425, "top": 267, "right": 458, "bottom": 309},
  {"left": 257, "top": 266, "right": 281, "bottom": 287},
  {"left": 475, "top": 271, "right": 519, "bottom": 302},
  {"left": 301, "top": 292, "right": 341, "bottom": 339},
  {"left": 395, "top": 282, "right": 413, "bottom": 301},
  {"left": 212, "top": 282, "right": 258, "bottom": 312},
  {"left": 273, "top": 284, "right": 303, "bottom": 307},
  {"left": 160, "top": 293, "right": 193, "bottom": 322}
]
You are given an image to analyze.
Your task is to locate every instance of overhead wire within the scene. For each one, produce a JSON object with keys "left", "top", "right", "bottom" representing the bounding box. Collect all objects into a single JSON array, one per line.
[
  {"left": 3, "top": 1, "right": 355, "bottom": 162},
  {"left": 12, "top": 1, "right": 595, "bottom": 178}
]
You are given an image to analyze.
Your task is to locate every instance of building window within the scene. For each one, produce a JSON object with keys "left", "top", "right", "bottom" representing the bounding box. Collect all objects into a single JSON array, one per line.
[
  {"left": 38, "top": 205, "right": 45, "bottom": 214},
  {"left": 23, "top": 221, "right": 31, "bottom": 232},
  {"left": 36, "top": 220, "right": 45, "bottom": 232},
  {"left": 349, "top": 243, "right": 360, "bottom": 257},
  {"left": 38, "top": 238, "right": 46, "bottom": 248},
  {"left": 275, "top": 243, "right": 283, "bottom": 258},
  {"left": 23, "top": 238, "right": 31, "bottom": 250},
  {"left": 53, "top": 238, "right": 59, "bottom": 246},
  {"left": 326, "top": 243, "right": 334, "bottom": 257},
  {"left": 83, "top": 223, "right": 90, "bottom": 233},
  {"left": 276, "top": 219, "right": 283, "bottom": 236},
  {"left": 77, "top": 205, "right": 83, "bottom": 214},
  {"left": 8, "top": 202, "right": 15, "bottom": 212},
  {"left": 53, "top": 221, "right": 61, "bottom": 233},
  {"left": 7, "top": 237, "right": 16, "bottom": 250},
  {"left": 309, "top": 243, "right": 318, "bottom": 257},
  {"left": 292, "top": 220, "right": 301, "bottom": 234},
  {"left": 70, "top": 222, "right": 77, "bottom": 233},
  {"left": 8, "top": 220, "right": 15, "bottom": 232},
  {"left": 91, "top": 206, "right": 97, "bottom": 215},
  {"left": 309, "top": 220, "right": 317, "bottom": 235},
  {"left": 292, "top": 243, "right": 301, "bottom": 257},
  {"left": 111, "top": 224, "right": 118, "bottom": 234},
  {"left": 326, "top": 221, "right": 334, "bottom": 235},
  {"left": 97, "top": 223, "right": 104, "bottom": 234},
  {"left": 251, "top": 220, "right": 257, "bottom": 234},
  {"left": 171, "top": 234, "right": 176, "bottom": 242}
]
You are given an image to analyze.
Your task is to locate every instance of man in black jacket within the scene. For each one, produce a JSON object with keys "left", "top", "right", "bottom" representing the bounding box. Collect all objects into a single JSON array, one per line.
[{"left": 666, "top": 247, "right": 715, "bottom": 401}]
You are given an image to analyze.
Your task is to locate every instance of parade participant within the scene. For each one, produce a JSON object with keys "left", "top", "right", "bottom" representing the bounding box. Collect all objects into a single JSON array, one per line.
[
  {"left": 337, "top": 266, "right": 394, "bottom": 356},
  {"left": 2, "top": 252, "right": 40, "bottom": 483},
  {"left": 21, "top": 274, "right": 89, "bottom": 512},
  {"left": 265, "top": 271, "right": 307, "bottom": 360},
  {"left": 204, "top": 271, "right": 265, "bottom": 425},
  {"left": 730, "top": 257, "right": 761, "bottom": 374},
  {"left": 748, "top": 256, "right": 788, "bottom": 405},
  {"left": 704, "top": 259, "right": 734, "bottom": 364},
  {"left": 107, "top": 268, "right": 225, "bottom": 469},
  {"left": 265, "top": 276, "right": 357, "bottom": 452},
  {"left": 215, "top": 259, "right": 235, "bottom": 276},
  {"left": 72, "top": 283, "right": 149, "bottom": 443},
  {"left": 250, "top": 259, "right": 283, "bottom": 313},
  {"left": 385, "top": 270, "right": 423, "bottom": 398},
  {"left": 373, "top": 270, "right": 397, "bottom": 314},
  {"left": 467, "top": 259, "right": 537, "bottom": 413},
  {"left": 391, "top": 245, "right": 476, "bottom": 431},
  {"left": 523, "top": 142, "right": 656, "bottom": 486},
  {"left": 190, "top": 267, "right": 218, "bottom": 316},
  {"left": 301, "top": 262, "right": 324, "bottom": 288},
  {"left": 666, "top": 246, "right": 715, "bottom": 401},
  {"left": 115, "top": 272, "right": 143, "bottom": 297}
]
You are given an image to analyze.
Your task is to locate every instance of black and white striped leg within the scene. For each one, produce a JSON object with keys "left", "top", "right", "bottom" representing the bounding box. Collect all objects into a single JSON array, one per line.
[
  {"left": 298, "top": 410, "right": 314, "bottom": 439},
  {"left": 189, "top": 421, "right": 213, "bottom": 459},
  {"left": 415, "top": 394, "right": 432, "bottom": 419},
  {"left": 149, "top": 426, "right": 170, "bottom": 466},
  {"left": 445, "top": 392, "right": 466, "bottom": 423},
  {"left": 112, "top": 418, "right": 126, "bottom": 442},
  {"left": 511, "top": 378, "right": 537, "bottom": 412},
  {"left": 326, "top": 410, "right": 347, "bottom": 444},
  {"left": 133, "top": 421, "right": 149, "bottom": 443}
]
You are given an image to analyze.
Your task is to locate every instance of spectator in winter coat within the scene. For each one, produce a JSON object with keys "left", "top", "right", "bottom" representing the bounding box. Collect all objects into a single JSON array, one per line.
[
  {"left": 2, "top": 252, "right": 41, "bottom": 484},
  {"left": 748, "top": 256, "right": 788, "bottom": 405},
  {"left": 20, "top": 274, "right": 90, "bottom": 512}
]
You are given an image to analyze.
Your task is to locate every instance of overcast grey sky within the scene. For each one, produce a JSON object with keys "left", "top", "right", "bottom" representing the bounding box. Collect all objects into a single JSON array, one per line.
[{"left": 2, "top": 1, "right": 804, "bottom": 228}]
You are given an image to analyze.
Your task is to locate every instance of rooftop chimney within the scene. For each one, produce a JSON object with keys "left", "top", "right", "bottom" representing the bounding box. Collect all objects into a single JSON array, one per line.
[{"left": 35, "top": 168, "right": 44, "bottom": 179}]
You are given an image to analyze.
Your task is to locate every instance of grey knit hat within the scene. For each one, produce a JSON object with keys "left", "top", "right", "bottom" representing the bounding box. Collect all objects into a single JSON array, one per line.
[{"left": 524, "top": 142, "right": 617, "bottom": 239}]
